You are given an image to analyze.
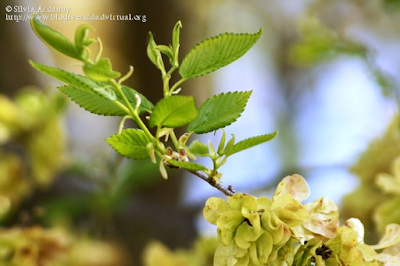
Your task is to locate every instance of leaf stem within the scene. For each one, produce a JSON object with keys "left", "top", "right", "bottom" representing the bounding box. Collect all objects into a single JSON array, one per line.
[
  {"left": 118, "top": 115, "right": 131, "bottom": 134},
  {"left": 113, "top": 100, "right": 131, "bottom": 114},
  {"left": 167, "top": 65, "right": 178, "bottom": 77},
  {"left": 110, "top": 79, "right": 154, "bottom": 141},
  {"left": 118, "top": 66, "right": 134, "bottom": 85},
  {"left": 163, "top": 75, "right": 171, "bottom": 97},
  {"left": 169, "top": 130, "right": 179, "bottom": 149},
  {"left": 162, "top": 62, "right": 180, "bottom": 97},
  {"left": 155, "top": 126, "right": 168, "bottom": 154},
  {"left": 95, "top": 37, "right": 103, "bottom": 63},
  {"left": 170, "top": 78, "right": 187, "bottom": 95},
  {"left": 211, "top": 158, "right": 218, "bottom": 178}
]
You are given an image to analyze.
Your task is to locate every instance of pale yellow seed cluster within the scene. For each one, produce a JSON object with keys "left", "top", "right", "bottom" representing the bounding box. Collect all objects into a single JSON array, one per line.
[{"left": 203, "top": 175, "right": 400, "bottom": 265}]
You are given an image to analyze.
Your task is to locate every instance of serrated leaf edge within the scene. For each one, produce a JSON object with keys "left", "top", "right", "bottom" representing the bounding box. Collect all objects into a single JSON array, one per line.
[
  {"left": 179, "top": 28, "right": 263, "bottom": 79},
  {"left": 188, "top": 91, "right": 252, "bottom": 134},
  {"left": 58, "top": 85, "right": 124, "bottom": 117},
  {"left": 106, "top": 129, "right": 151, "bottom": 159},
  {"left": 149, "top": 95, "right": 197, "bottom": 128},
  {"left": 188, "top": 140, "right": 210, "bottom": 157},
  {"left": 225, "top": 131, "right": 278, "bottom": 157}
]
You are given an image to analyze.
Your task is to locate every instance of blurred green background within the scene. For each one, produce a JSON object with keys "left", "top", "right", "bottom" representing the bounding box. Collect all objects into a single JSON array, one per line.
[{"left": 1, "top": 0, "right": 400, "bottom": 265}]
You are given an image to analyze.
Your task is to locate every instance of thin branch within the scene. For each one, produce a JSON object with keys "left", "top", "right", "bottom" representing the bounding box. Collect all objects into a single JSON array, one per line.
[{"left": 186, "top": 169, "right": 235, "bottom": 197}]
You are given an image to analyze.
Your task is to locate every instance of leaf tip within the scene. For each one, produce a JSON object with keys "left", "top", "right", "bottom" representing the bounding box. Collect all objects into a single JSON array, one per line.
[
  {"left": 257, "top": 27, "right": 263, "bottom": 36},
  {"left": 28, "top": 60, "right": 42, "bottom": 71},
  {"left": 30, "top": 13, "right": 40, "bottom": 26},
  {"left": 77, "top": 24, "right": 95, "bottom": 32}
]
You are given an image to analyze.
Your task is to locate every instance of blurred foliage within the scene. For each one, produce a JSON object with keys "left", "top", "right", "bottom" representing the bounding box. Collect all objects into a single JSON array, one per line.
[
  {"left": 289, "top": 16, "right": 367, "bottom": 67},
  {"left": 287, "top": 0, "right": 400, "bottom": 247},
  {"left": 0, "top": 87, "right": 160, "bottom": 265},
  {"left": 0, "top": 226, "right": 126, "bottom": 266},
  {"left": 342, "top": 116, "right": 400, "bottom": 243},
  {"left": 289, "top": 15, "right": 395, "bottom": 97},
  {"left": 0, "top": 88, "right": 66, "bottom": 219},
  {"left": 40, "top": 158, "right": 159, "bottom": 226},
  {"left": 370, "top": 154, "right": 400, "bottom": 233},
  {"left": 143, "top": 237, "right": 218, "bottom": 266}
]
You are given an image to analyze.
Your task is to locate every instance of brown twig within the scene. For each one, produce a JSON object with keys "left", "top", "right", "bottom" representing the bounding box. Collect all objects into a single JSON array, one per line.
[{"left": 186, "top": 169, "right": 235, "bottom": 197}]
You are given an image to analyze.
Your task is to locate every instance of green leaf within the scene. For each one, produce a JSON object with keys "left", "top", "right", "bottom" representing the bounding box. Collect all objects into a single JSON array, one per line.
[
  {"left": 147, "top": 32, "right": 164, "bottom": 70},
  {"left": 121, "top": 85, "right": 154, "bottom": 114},
  {"left": 92, "top": 87, "right": 117, "bottom": 101},
  {"left": 224, "top": 134, "right": 235, "bottom": 155},
  {"left": 59, "top": 85, "right": 151, "bottom": 116},
  {"left": 172, "top": 21, "right": 182, "bottom": 65},
  {"left": 30, "top": 60, "right": 99, "bottom": 90},
  {"left": 166, "top": 159, "right": 207, "bottom": 171},
  {"left": 172, "top": 21, "right": 182, "bottom": 53},
  {"left": 217, "top": 130, "right": 226, "bottom": 155},
  {"left": 30, "top": 60, "right": 117, "bottom": 103},
  {"left": 149, "top": 96, "right": 197, "bottom": 128},
  {"left": 179, "top": 28, "right": 262, "bottom": 79},
  {"left": 75, "top": 24, "right": 96, "bottom": 57},
  {"left": 30, "top": 61, "right": 153, "bottom": 116},
  {"left": 225, "top": 131, "right": 278, "bottom": 157},
  {"left": 188, "top": 140, "right": 209, "bottom": 157},
  {"left": 30, "top": 15, "right": 81, "bottom": 60},
  {"left": 83, "top": 58, "right": 121, "bottom": 82},
  {"left": 188, "top": 91, "right": 252, "bottom": 134},
  {"left": 63, "top": 85, "right": 152, "bottom": 116},
  {"left": 106, "top": 129, "right": 151, "bottom": 159},
  {"left": 155, "top": 45, "right": 174, "bottom": 63},
  {"left": 59, "top": 85, "right": 123, "bottom": 116}
]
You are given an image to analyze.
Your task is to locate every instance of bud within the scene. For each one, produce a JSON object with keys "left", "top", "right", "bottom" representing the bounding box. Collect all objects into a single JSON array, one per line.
[
  {"left": 217, "top": 129, "right": 226, "bottom": 156},
  {"left": 158, "top": 128, "right": 173, "bottom": 142},
  {"left": 146, "top": 142, "right": 156, "bottom": 163},
  {"left": 177, "top": 148, "right": 189, "bottom": 162},
  {"left": 185, "top": 150, "right": 197, "bottom": 161},
  {"left": 213, "top": 171, "right": 222, "bottom": 184},
  {"left": 178, "top": 133, "right": 190, "bottom": 148},
  {"left": 208, "top": 140, "right": 216, "bottom": 157},
  {"left": 159, "top": 159, "right": 168, "bottom": 179},
  {"left": 135, "top": 94, "right": 141, "bottom": 113},
  {"left": 224, "top": 134, "right": 235, "bottom": 155},
  {"left": 217, "top": 156, "right": 227, "bottom": 167},
  {"left": 171, "top": 88, "right": 182, "bottom": 94},
  {"left": 167, "top": 147, "right": 173, "bottom": 156}
]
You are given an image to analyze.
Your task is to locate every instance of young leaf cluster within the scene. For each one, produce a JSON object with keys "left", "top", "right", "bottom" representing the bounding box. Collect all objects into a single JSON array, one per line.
[
  {"left": 30, "top": 17, "right": 275, "bottom": 194},
  {"left": 188, "top": 130, "right": 277, "bottom": 183}
]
